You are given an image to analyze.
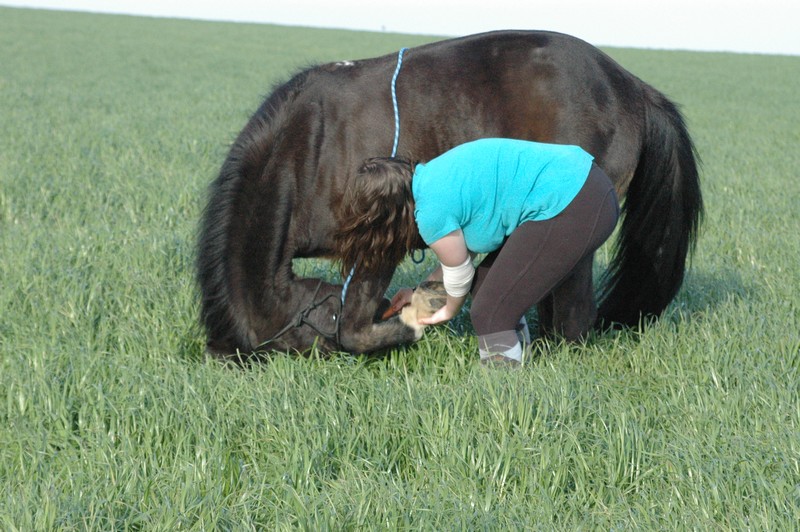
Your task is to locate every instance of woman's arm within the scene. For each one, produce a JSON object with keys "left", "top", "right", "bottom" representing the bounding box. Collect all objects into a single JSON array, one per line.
[{"left": 418, "top": 229, "right": 472, "bottom": 325}]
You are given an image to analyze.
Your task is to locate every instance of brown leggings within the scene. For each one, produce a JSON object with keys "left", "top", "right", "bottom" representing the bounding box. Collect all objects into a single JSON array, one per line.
[{"left": 470, "top": 164, "right": 619, "bottom": 340}]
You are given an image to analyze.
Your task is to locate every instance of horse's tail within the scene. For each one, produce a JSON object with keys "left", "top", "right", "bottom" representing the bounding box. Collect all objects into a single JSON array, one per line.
[{"left": 597, "top": 86, "right": 703, "bottom": 327}]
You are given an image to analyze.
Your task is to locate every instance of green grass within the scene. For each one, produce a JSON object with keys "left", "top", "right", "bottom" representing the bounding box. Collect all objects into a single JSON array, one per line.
[{"left": 2, "top": 6, "right": 799, "bottom": 529}]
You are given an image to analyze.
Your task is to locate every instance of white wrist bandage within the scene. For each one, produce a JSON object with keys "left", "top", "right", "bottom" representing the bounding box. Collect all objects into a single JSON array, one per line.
[{"left": 441, "top": 257, "right": 475, "bottom": 298}]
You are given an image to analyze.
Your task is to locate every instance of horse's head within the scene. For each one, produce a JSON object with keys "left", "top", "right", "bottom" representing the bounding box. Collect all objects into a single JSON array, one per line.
[{"left": 250, "top": 278, "right": 343, "bottom": 355}]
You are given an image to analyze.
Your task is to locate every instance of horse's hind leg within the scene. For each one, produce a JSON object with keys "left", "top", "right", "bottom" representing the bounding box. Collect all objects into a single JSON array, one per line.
[
  {"left": 549, "top": 255, "right": 597, "bottom": 342},
  {"left": 536, "top": 294, "right": 555, "bottom": 339}
]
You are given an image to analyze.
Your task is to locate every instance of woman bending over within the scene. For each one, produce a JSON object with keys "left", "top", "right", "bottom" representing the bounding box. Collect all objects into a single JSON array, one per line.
[{"left": 335, "top": 138, "right": 619, "bottom": 366}]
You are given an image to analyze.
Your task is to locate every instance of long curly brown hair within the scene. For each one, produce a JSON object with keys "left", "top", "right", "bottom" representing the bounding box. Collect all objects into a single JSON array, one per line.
[{"left": 334, "top": 157, "right": 420, "bottom": 278}]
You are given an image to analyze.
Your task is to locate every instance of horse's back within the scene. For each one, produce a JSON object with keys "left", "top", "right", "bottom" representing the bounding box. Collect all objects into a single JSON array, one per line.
[{"left": 381, "top": 31, "right": 645, "bottom": 185}]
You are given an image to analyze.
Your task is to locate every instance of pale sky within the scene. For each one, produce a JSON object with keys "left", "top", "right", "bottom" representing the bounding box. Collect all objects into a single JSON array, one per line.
[{"left": 3, "top": 0, "right": 799, "bottom": 56}]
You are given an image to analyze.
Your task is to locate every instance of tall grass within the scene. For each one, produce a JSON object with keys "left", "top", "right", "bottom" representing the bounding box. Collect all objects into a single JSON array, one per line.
[{"left": 1, "top": 7, "right": 799, "bottom": 529}]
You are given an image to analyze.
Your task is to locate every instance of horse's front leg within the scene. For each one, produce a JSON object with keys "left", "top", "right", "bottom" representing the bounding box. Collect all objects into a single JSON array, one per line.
[{"left": 338, "top": 267, "right": 421, "bottom": 354}]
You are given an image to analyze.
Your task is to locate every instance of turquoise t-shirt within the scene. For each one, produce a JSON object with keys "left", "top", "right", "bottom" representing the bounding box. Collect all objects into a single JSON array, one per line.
[{"left": 412, "top": 138, "right": 594, "bottom": 253}]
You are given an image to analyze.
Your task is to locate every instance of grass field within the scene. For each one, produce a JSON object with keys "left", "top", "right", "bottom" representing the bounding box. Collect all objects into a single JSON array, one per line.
[{"left": 1, "top": 6, "right": 799, "bottom": 529}]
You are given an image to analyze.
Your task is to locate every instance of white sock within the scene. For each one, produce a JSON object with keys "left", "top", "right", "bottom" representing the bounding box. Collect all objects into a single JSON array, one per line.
[
  {"left": 516, "top": 316, "right": 531, "bottom": 345},
  {"left": 478, "top": 330, "right": 523, "bottom": 362}
]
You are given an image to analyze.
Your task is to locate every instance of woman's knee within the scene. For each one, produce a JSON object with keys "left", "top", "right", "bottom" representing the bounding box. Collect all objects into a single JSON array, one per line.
[
  {"left": 469, "top": 295, "right": 520, "bottom": 336},
  {"left": 469, "top": 297, "right": 491, "bottom": 335}
]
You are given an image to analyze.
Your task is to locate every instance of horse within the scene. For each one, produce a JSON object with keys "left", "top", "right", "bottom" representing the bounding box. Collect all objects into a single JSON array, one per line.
[{"left": 196, "top": 30, "right": 702, "bottom": 358}]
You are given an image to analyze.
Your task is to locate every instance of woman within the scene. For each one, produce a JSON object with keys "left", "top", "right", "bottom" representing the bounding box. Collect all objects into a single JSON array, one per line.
[{"left": 335, "top": 138, "right": 619, "bottom": 366}]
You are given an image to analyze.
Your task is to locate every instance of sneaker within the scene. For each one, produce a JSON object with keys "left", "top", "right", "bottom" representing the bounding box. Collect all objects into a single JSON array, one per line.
[{"left": 479, "top": 354, "right": 522, "bottom": 369}]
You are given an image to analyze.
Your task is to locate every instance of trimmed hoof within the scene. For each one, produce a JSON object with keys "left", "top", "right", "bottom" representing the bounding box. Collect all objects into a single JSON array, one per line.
[{"left": 397, "top": 281, "right": 447, "bottom": 335}]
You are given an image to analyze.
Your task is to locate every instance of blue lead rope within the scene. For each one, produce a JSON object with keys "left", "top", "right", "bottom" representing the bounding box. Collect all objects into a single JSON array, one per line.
[
  {"left": 390, "top": 47, "right": 408, "bottom": 158},
  {"left": 341, "top": 47, "right": 409, "bottom": 306},
  {"left": 394, "top": 47, "right": 425, "bottom": 266},
  {"left": 340, "top": 265, "right": 355, "bottom": 307}
]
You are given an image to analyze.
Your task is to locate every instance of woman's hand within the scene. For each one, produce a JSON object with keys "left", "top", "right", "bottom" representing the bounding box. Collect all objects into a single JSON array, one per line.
[{"left": 418, "top": 294, "right": 466, "bottom": 326}]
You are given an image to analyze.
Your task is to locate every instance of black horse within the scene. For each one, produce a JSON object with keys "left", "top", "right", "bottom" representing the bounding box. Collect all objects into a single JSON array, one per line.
[{"left": 197, "top": 30, "right": 702, "bottom": 357}]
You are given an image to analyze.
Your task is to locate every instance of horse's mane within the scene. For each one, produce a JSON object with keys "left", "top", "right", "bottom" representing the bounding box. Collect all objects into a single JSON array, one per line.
[
  {"left": 259, "top": 67, "right": 315, "bottom": 128},
  {"left": 233, "top": 67, "right": 316, "bottom": 167},
  {"left": 196, "top": 66, "right": 317, "bottom": 352}
]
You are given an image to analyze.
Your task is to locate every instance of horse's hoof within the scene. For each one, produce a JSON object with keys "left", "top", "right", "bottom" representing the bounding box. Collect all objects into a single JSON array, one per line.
[{"left": 398, "top": 281, "right": 447, "bottom": 332}]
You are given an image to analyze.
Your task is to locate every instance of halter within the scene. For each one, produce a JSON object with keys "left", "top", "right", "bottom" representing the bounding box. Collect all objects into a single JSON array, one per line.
[{"left": 253, "top": 280, "right": 342, "bottom": 352}]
